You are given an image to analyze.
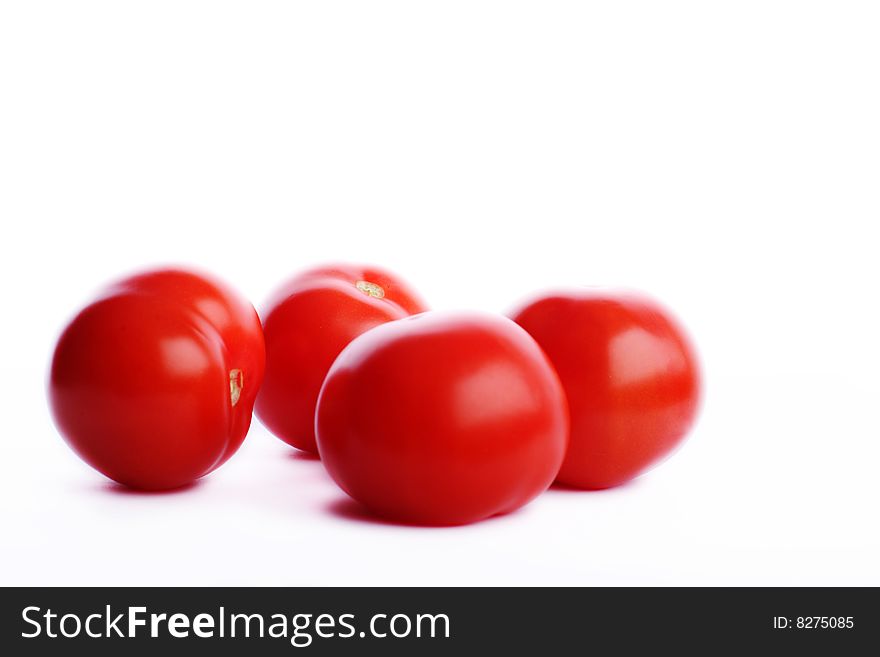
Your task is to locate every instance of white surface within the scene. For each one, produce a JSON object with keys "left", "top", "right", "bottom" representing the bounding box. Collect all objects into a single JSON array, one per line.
[{"left": 1, "top": 1, "right": 878, "bottom": 586}]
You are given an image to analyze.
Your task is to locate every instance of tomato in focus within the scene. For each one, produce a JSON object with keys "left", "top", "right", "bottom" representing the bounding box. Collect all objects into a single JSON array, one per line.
[
  {"left": 315, "top": 311, "right": 569, "bottom": 525},
  {"left": 49, "top": 268, "right": 266, "bottom": 490},
  {"left": 255, "top": 264, "right": 427, "bottom": 453},
  {"left": 511, "top": 290, "right": 700, "bottom": 489}
]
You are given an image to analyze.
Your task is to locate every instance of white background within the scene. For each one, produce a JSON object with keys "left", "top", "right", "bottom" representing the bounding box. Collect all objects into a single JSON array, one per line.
[{"left": 1, "top": 1, "right": 878, "bottom": 586}]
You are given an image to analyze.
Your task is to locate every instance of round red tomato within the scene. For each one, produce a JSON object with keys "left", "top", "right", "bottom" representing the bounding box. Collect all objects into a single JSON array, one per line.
[
  {"left": 315, "top": 312, "right": 569, "bottom": 525},
  {"left": 511, "top": 290, "right": 701, "bottom": 489},
  {"left": 49, "top": 268, "right": 265, "bottom": 490},
  {"left": 255, "top": 264, "right": 427, "bottom": 453}
]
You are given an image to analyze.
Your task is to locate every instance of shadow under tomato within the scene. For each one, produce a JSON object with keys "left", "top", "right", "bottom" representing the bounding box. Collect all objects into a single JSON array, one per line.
[
  {"left": 98, "top": 480, "right": 202, "bottom": 496},
  {"left": 288, "top": 449, "right": 321, "bottom": 462},
  {"left": 325, "top": 497, "right": 434, "bottom": 528},
  {"left": 547, "top": 476, "right": 644, "bottom": 494},
  {"left": 325, "top": 497, "right": 524, "bottom": 529}
]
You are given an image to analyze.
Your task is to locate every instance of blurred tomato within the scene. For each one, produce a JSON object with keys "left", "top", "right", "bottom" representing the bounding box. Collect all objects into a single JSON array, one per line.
[
  {"left": 316, "top": 312, "right": 569, "bottom": 525},
  {"left": 49, "top": 268, "right": 265, "bottom": 490},
  {"left": 256, "top": 264, "right": 427, "bottom": 453},
  {"left": 511, "top": 290, "right": 700, "bottom": 489}
]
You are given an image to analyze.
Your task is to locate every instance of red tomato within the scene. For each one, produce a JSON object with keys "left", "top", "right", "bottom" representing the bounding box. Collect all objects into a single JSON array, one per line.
[
  {"left": 255, "top": 264, "right": 427, "bottom": 453},
  {"left": 315, "top": 312, "right": 569, "bottom": 525},
  {"left": 49, "top": 268, "right": 265, "bottom": 490},
  {"left": 511, "top": 290, "right": 701, "bottom": 489}
]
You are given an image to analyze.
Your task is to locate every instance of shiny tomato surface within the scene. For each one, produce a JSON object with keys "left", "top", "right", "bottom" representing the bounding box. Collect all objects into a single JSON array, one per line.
[
  {"left": 511, "top": 290, "right": 700, "bottom": 489},
  {"left": 256, "top": 264, "right": 427, "bottom": 453},
  {"left": 316, "top": 312, "right": 569, "bottom": 525},
  {"left": 49, "top": 268, "right": 265, "bottom": 490}
]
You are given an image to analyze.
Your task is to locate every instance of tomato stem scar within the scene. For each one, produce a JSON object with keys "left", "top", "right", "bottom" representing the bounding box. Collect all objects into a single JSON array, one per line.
[
  {"left": 355, "top": 280, "right": 385, "bottom": 299},
  {"left": 229, "top": 369, "right": 243, "bottom": 406}
]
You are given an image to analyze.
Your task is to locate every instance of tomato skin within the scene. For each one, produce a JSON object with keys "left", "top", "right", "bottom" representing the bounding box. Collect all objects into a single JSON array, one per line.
[
  {"left": 255, "top": 264, "right": 427, "bottom": 453},
  {"left": 49, "top": 268, "right": 265, "bottom": 490},
  {"left": 511, "top": 290, "right": 701, "bottom": 489},
  {"left": 315, "top": 312, "right": 569, "bottom": 526}
]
